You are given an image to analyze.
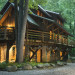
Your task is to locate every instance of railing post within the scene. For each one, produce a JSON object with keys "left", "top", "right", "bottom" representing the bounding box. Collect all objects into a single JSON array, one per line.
[
  {"left": 4, "top": 27, "right": 7, "bottom": 39},
  {"left": 41, "top": 32, "right": 44, "bottom": 42},
  {"left": 57, "top": 29, "right": 59, "bottom": 43}
]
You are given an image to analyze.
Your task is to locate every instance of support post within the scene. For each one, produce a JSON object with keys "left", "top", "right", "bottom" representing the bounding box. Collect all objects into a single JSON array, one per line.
[
  {"left": 25, "top": 45, "right": 30, "bottom": 61},
  {"left": 6, "top": 41, "right": 12, "bottom": 63},
  {"left": 42, "top": 46, "right": 47, "bottom": 62}
]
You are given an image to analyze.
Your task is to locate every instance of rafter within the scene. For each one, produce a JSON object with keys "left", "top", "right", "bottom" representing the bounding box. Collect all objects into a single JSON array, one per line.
[
  {"left": 53, "top": 27, "right": 59, "bottom": 32},
  {"left": 47, "top": 23, "right": 54, "bottom": 28}
]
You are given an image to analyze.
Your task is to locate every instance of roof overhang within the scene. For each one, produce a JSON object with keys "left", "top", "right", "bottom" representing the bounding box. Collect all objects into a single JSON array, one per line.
[{"left": 30, "top": 13, "right": 74, "bottom": 37}]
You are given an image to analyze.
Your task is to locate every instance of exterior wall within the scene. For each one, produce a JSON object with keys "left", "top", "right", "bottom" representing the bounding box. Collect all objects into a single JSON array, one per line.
[
  {"left": 0, "top": 44, "right": 25, "bottom": 63},
  {"left": 47, "top": 50, "right": 51, "bottom": 62},
  {"left": 42, "top": 46, "right": 47, "bottom": 62},
  {"left": 30, "top": 51, "right": 33, "bottom": 62},
  {"left": 9, "top": 45, "right": 16, "bottom": 62},
  {"left": 0, "top": 43, "right": 7, "bottom": 63},
  {"left": 0, "top": 43, "right": 69, "bottom": 63},
  {"left": 37, "top": 49, "right": 41, "bottom": 62},
  {"left": 9, "top": 45, "right": 25, "bottom": 62}
]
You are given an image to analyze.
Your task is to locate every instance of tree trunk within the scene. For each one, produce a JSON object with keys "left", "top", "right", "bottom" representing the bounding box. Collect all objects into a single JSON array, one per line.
[
  {"left": 16, "top": 0, "right": 29, "bottom": 63},
  {"left": 14, "top": 0, "right": 18, "bottom": 62}
]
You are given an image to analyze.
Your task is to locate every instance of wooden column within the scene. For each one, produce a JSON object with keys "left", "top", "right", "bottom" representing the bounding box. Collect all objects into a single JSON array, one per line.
[
  {"left": 47, "top": 50, "right": 51, "bottom": 62},
  {"left": 42, "top": 46, "right": 47, "bottom": 62},
  {"left": 41, "top": 32, "right": 44, "bottom": 42},
  {"left": 52, "top": 26, "right": 54, "bottom": 40},
  {"left": 25, "top": 45, "right": 30, "bottom": 61},
  {"left": 0, "top": 45, "right": 1, "bottom": 62},
  {"left": 6, "top": 42, "right": 12, "bottom": 63},
  {"left": 58, "top": 28, "right": 59, "bottom": 43},
  {"left": 4, "top": 27, "right": 7, "bottom": 39},
  {"left": 37, "top": 49, "right": 42, "bottom": 62}
]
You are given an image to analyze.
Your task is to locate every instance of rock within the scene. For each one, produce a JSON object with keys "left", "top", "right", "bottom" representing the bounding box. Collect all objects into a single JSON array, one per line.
[
  {"left": 50, "top": 63, "right": 56, "bottom": 67},
  {"left": 22, "top": 64, "right": 32, "bottom": 70},
  {"left": 57, "top": 61, "right": 64, "bottom": 66},
  {"left": 6, "top": 66, "right": 12, "bottom": 72},
  {"left": 72, "top": 60, "right": 75, "bottom": 63},
  {"left": 37, "top": 64, "right": 44, "bottom": 68},
  {"left": 44, "top": 63, "right": 50, "bottom": 67},
  {"left": 33, "top": 66, "right": 37, "bottom": 69},
  {"left": 6, "top": 65, "right": 17, "bottom": 72},
  {"left": 18, "top": 68, "right": 22, "bottom": 70},
  {"left": 63, "top": 62, "right": 67, "bottom": 65},
  {"left": 67, "top": 59, "right": 72, "bottom": 63}
]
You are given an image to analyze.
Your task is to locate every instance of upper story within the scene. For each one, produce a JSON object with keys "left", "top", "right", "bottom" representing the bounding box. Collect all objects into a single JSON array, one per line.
[
  {"left": 0, "top": 1, "right": 74, "bottom": 47},
  {"left": 31, "top": 5, "right": 65, "bottom": 26}
]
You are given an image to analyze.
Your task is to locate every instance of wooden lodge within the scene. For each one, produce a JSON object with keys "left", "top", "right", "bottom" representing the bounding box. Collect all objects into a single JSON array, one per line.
[{"left": 0, "top": 1, "right": 74, "bottom": 63}]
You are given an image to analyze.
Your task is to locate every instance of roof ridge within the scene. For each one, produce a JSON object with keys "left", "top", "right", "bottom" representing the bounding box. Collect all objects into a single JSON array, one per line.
[
  {"left": 38, "top": 5, "right": 53, "bottom": 19},
  {"left": 0, "top": 1, "right": 11, "bottom": 14},
  {"left": 46, "top": 10, "right": 60, "bottom": 15}
]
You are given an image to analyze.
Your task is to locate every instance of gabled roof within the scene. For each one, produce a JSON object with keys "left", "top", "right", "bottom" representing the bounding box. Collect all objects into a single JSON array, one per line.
[
  {"left": 38, "top": 5, "right": 53, "bottom": 19},
  {"left": 0, "top": 2, "right": 39, "bottom": 27},
  {"left": 30, "top": 13, "right": 73, "bottom": 37},
  {"left": 0, "top": 3, "right": 14, "bottom": 20},
  {"left": 46, "top": 10, "right": 65, "bottom": 22},
  {"left": 38, "top": 5, "right": 65, "bottom": 23},
  {"left": 27, "top": 15, "right": 39, "bottom": 27},
  {"left": 0, "top": 1, "right": 11, "bottom": 14}
]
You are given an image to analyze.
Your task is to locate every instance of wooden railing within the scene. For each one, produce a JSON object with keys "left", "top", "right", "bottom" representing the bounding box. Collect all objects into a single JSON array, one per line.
[
  {"left": 0, "top": 27, "right": 69, "bottom": 45},
  {"left": 26, "top": 29, "right": 68, "bottom": 45},
  {"left": 0, "top": 26, "right": 15, "bottom": 40}
]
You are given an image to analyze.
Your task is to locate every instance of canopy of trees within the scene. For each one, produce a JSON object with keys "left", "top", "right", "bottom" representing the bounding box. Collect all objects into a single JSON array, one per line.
[{"left": 44, "top": 0, "right": 75, "bottom": 34}]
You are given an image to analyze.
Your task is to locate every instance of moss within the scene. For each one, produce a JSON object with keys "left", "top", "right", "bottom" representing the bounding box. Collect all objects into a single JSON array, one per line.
[
  {"left": 0, "top": 62, "right": 7, "bottom": 70},
  {"left": 0, "top": 61, "right": 55, "bottom": 70},
  {"left": 27, "top": 62, "right": 44, "bottom": 67}
]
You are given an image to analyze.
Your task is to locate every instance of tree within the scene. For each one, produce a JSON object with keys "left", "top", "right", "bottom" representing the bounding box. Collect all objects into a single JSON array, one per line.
[
  {"left": 0, "top": 0, "right": 47, "bottom": 63},
  {"left": 14, "top": 0, "right": 47, "bottom": 63}
]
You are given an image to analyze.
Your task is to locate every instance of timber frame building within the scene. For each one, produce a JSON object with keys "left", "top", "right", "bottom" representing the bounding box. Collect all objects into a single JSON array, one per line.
[{"left": 0, "top": 1, "right": 74, "bottom": 63}]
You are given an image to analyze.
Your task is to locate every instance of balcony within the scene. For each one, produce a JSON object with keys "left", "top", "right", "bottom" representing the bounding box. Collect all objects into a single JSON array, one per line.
[
  {"left": 25, "top": 29, "right": 68, "bottom": 46},
  {"left": 0, "top": 26, "right": 15, "bottom": 40}
]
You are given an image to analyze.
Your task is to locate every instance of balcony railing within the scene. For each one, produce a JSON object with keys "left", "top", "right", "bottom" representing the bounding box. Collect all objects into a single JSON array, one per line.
[
  {"left": 26, "top": 29, "right": 68, "bottom": 45},
  {"left": 0, "top": 26, "right": 15, "bottom": 40}
]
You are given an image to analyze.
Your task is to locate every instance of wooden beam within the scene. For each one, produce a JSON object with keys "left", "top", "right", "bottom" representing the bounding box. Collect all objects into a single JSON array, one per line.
[
  {"left": 47, "top": 23, "right": 54, "bottom": 28},
  {"left": 29, "top": 46, "right": 42, "bottom": 61},
  {"left": 53, "top": 27, "right": 59, "bottom": 32},
  {"left": 29, "top": 47, "right": 35, "bottom": 53},
  {"left": 0, "top": 7, "right": 12, "bottom": 24}
]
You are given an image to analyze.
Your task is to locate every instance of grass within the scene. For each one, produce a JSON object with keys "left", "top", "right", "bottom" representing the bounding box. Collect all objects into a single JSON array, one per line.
[
  {"left": 0, "top": 61, "right": 43, "bottom": 70},
  {"left": 0, "top": 61, "right": 56, "bottom": 70}
]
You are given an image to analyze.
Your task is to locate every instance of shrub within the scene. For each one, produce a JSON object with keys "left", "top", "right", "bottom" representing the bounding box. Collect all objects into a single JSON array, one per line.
[{"left": 0, "top": 62, "right": 7, "bottom": 70}]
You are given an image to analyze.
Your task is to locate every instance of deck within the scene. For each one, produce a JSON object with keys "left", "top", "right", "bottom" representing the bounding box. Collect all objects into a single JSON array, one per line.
[
  {"left": 0, "top": 27, "right": 74, "bottom": 47},
  {"left": 0, "top": 26, "right": 15, "bottom": 41}
]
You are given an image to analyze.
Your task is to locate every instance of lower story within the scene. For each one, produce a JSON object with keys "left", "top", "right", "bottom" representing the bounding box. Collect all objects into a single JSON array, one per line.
[{"left": 0, "top": 42, "right": 70, "bottom": 63}]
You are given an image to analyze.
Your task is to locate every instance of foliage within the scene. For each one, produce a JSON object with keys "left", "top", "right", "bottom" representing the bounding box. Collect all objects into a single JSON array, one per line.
[
  {"left": 44, "top": 0, "right": 75, "bottom": 34},
  {"left": 0, "top": 0, "right": 8, "bottom": 11},
  {"left": 0, "top": 62, "right": 7, "bottom": 70},
  {"left": 0, "top": 61, "right": 47, "bottom": 70},
  {"left": 29, "top": 0, "right": 47, "bottom": 9}
]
